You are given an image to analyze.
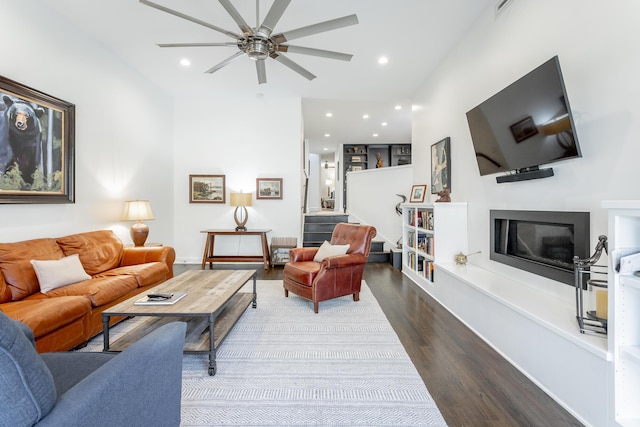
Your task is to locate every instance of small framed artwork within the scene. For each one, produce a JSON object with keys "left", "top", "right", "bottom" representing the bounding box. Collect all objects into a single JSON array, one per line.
[
  {"left": 256, "top": 178, "right": 282, "bottom": 200},
  {"left": 0, "top": 75, "right": 76, "bottom": 204},
  {"left": 410, "top": 185, "right": 427, "bottom": 203},
  {"left": 189, "top": 174, "right": 225, "bottom": 203},
  {"left": 431, "top": 137, "right": 451, "bottom": 194},
  {"left": 510, "top": 116, "right": 538, "bottom": 143}
]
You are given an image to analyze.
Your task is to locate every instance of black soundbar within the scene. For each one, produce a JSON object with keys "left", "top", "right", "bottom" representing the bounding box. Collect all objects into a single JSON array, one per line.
[{"left": 496, "top": 167, "right": 554, "bottom": 183}]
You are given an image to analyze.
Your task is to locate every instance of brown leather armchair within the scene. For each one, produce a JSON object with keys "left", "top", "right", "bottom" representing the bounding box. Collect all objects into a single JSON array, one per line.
[{"left": 283, "top": 223, "right": 377, "bottom": 313}]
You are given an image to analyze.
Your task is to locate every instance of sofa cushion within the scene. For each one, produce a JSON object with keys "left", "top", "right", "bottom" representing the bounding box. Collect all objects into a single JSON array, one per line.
[
  {"left": 0, "top": 276, "right": 13, "bottom": 304},
  {"left": 313, "top": 240, "right": 350, "bottom": 262},
  {"left": 283, "top": 261, "right": 321, "bottom": 286},
  {"left": 95, "top": 262, "right": 169, "bottom": 287},
  {"left": 35, "top": 275, "right": 138, "bottom": 307},
  {"left": 0, "top": 238, "right": 64, "bottom": 300},
  {"left": 31, "top": 254, "right": 92, "bottom": 293},
  {"left": 1, "top": 297, "right": 91, "bottom": 338},
  {"left": 57, "top": 230, "right": 123, "bottom": 275},
  {"left": 0, "top": 312, "right": 57, "bottom": 426}
]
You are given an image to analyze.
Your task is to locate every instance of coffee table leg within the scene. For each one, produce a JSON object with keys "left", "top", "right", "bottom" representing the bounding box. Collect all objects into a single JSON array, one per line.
[
  {"left": 102, "top": 314, "right": 110, "bottom": 351},
  {"left": 252, "top": 272, "right": 257, "bottom": 309},
  {"left": 208, "top": 313, "right": 216, "bottom": 376}
]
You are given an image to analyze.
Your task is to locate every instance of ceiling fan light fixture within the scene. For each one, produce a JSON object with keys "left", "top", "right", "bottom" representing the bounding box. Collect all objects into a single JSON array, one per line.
[
  {"left": 247, "top": 38, "right": 271, "bottom": 60},
  {"left": 141, "top": 0, "right": 357, "bottom": 83}
]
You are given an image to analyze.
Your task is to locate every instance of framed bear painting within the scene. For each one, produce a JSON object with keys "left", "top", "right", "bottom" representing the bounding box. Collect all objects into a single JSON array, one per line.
[{"left": 0, "top": 76, "right": 75, "bottom": 203}]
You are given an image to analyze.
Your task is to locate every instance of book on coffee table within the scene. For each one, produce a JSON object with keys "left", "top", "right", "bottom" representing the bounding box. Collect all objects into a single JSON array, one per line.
[{"left": 134, "top": 291, "right": 187, "bottom": 306}]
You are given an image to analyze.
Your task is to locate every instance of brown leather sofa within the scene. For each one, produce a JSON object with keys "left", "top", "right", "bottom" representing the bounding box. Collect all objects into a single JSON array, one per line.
[
  {"left": 0, "top": 230, "right": 175, "bottom": 352},
  {"left": 283, "top": 222, "right": 376, "bottom": 313}
]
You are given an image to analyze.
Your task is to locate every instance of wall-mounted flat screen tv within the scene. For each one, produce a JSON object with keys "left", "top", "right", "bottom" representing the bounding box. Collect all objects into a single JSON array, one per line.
[{"left": 466, "top": 56, "right": 582, "bottom": 183}]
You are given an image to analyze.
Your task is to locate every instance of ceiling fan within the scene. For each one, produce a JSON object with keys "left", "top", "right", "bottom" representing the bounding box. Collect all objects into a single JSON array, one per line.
[{"left": 140, "top": 0, "right": 359, "bottom": 84}]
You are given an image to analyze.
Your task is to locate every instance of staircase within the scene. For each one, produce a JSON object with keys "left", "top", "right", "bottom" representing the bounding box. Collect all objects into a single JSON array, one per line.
[{"left": 302, "top": 214, "right": 390, "bottom": 263}]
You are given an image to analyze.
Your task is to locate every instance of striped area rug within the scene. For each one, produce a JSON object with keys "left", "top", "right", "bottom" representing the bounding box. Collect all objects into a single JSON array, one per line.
[{"left": 86, "top": 280, "right": 447, "bottom": 426}]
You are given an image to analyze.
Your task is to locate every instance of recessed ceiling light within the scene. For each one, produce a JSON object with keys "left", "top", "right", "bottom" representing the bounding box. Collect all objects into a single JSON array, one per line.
[
  {"left": 395, "top": 105, "right": 402, "bottom": 110},
  {"left": 381, "top": 122, "right": 388, "bottom": 126},
  {"left": 362, "top": 114, "right": 369, "bottom": 119},
  {"left": 324, "top": 134, "right": 330, "bottom": 137},
  {"left": 323, "top": 147, "right": 328, "bottom": 151},
  {"left": 326, "top": 112, "right": 333, "bottom": 117},
  {"left": 378, "top": 56, "right": 388, "bottom": 64},
  {"left": 180, "top": 58, "right": 191, "bottom": 67},
  {"left": 373, "top": 133, "right": 379, "bottom": 137}
]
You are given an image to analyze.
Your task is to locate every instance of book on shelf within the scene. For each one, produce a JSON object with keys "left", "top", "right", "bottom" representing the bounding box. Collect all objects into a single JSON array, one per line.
[
  {"left": 351, "top": 156, "right": 361, "bottom": 162},
  {"left": 134, "top": 291, "right": 187, "bottom": 306}
]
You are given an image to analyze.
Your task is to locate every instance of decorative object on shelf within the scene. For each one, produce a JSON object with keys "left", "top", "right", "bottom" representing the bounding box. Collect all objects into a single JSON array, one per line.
[
  {"left": 435, "top": 190, "right": 451, "bottom": 203},
  {"left": 351, "top": 156, "right": 361, "bottom": 162},
  {"left": 229, "top": 192, "right": 252, "bottom": 231},
  {"left": 410, "top": 185, "right": 427, "bottom": 203},
  {"left": 256, "top": 178, "right": 282, "bottom": 199},
  {"left": 573, "top": 234, "right": 608, "bottom": 335},
  {"left": 395, "top": 194, "right": 407, "bottom": 215},
  {"left": 431, "top": 137, "right": 451, "bottom": 194},
  {"left": 454, "top": 251, "right": 481, "bottom": 265},
  {"left": 121, "top": 200, "right": 155, "bottom": 246},
  {"left": 351, "top": 166, "right": 362, "bottom": 171},
  {"left": 189, "top": 174, "right": 225, "bottom": 203},
  {"left": 0, "top": 75, "right": 75, "bottom": 204},
  {"left": 376, "top": 152, "right": 384, "bottom": 168}
]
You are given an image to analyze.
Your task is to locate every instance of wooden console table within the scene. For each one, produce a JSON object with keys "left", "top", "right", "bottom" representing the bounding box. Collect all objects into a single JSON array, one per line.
[{"left": 201, "top": 229, "right": 271, "bottom": 270}]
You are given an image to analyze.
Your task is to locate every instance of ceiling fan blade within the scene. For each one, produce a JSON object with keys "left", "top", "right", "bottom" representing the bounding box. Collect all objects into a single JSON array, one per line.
[
  {"left": 258, "top": 0, "right": 291, "bottom": 36},
  {"left": 271, "top": 53, "right": 316, "bottom": 81},
  {"left": 278, "top": 45, "right": 353, "bottom": 61},
  {"left": 218, "top": 0, "right": 253, "bottom": 34},
  {"left": 140, "top": 0, "right": 240, "bottom": 40},
  {"left": 205, "top": 51, "right": 245, "bottom": 74},
  {"left": 256, "top": 60, "right": 267, "bottom": 85},
  {"left": 272, "top": 14, "right": 358, "bottom": 44},
  {"left": 158, "top": 42, "right": 237, "bottom": 48}
]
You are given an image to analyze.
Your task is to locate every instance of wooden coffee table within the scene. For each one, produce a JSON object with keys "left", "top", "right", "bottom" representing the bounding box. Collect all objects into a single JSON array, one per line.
[{"left": 102, "top": 269, "right": 256, "bottom": 375}]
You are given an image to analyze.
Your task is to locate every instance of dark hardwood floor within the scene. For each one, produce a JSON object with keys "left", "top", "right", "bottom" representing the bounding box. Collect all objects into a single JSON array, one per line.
[{"left": 175, "top": 263, "right": 583, "bottom": 426}]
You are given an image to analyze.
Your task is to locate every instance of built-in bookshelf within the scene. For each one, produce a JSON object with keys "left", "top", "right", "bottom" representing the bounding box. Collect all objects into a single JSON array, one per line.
[
  {"left": 401, "top": 202, "right": 467, "bottom": 287},
  {"left": 603, "top": 200, "right": 640, "bottom": 427}
]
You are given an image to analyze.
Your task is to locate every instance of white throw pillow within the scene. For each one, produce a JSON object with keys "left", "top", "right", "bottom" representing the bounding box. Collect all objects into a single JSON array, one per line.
[
  {"left": 313, "top": 240, "right": 350, "bottom": 262},
  {"left": 30, "top": 254, "right": 91, "bottom": 293}
]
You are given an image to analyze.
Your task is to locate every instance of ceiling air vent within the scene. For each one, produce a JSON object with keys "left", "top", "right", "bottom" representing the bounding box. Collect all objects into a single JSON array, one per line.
[{"left": 495, "top": 0, "right": 514, "bottom": 16}]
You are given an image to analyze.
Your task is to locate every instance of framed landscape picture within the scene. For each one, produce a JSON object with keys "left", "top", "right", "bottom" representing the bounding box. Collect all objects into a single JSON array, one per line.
[
  {"left": 431, "top": 137, "right": 451, "bottom": 194},
  {"left": 256, "top": 178, "right": 282, "bottom": 200},
  {"left": 410, "top": 184, "right": 427, "bottom": 203},
  {"left": 189, "top": 174, "right": 225, "bottom": 203},
  {"left": 0, "top": 75, "right": 75, "bottom": 204}
]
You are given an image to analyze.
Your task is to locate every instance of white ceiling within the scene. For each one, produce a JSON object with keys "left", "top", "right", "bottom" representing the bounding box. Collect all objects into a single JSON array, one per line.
[{"left": 40, "top": 0, "right": 493, "bottom": 154}]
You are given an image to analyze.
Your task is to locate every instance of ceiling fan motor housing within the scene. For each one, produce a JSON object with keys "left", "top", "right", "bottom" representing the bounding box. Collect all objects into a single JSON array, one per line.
[{"left": 241, "top": 35, "right": 273, "bottom": 61}]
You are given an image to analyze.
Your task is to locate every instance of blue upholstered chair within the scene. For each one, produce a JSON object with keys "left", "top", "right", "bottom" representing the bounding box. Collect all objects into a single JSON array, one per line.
[{"left": 0, "top": 311, "right": 186, "bottom": 427}]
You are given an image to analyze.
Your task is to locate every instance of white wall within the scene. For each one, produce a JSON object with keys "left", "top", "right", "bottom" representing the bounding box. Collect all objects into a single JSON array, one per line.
[
  {"left": 0, "top": 0, "right": 174, "bottom": 245},
  {"left": 412, "top": 0, "right": 640, "bottom": 302},
  {"left": 346, "top": 165, "right": 412, "bottom": 247},
  {"left": 171, "top": 97, "right": 302, "bottom": 263},
  {"left": 0, "top": 1, "right": 303, "bottom": 263},
  {"left": 410, "top": 1, "right": 640, "bottom": 425}
]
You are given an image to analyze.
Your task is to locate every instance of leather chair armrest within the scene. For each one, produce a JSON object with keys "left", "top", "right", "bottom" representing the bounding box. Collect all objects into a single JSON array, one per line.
[
  {"left": 121, "top": 246, "right": 176, "bottom": 277},
  {"left": 323, "top": 254, "right": 368, "bottom": 269},
  {"left": 289, "top": 247, "right": 318, "bottom": 262}
]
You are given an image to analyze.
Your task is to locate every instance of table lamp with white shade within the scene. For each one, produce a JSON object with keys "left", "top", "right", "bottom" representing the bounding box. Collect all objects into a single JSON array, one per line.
[{"left": 121, "top": 200, "right": 154, "bottom": 246}]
